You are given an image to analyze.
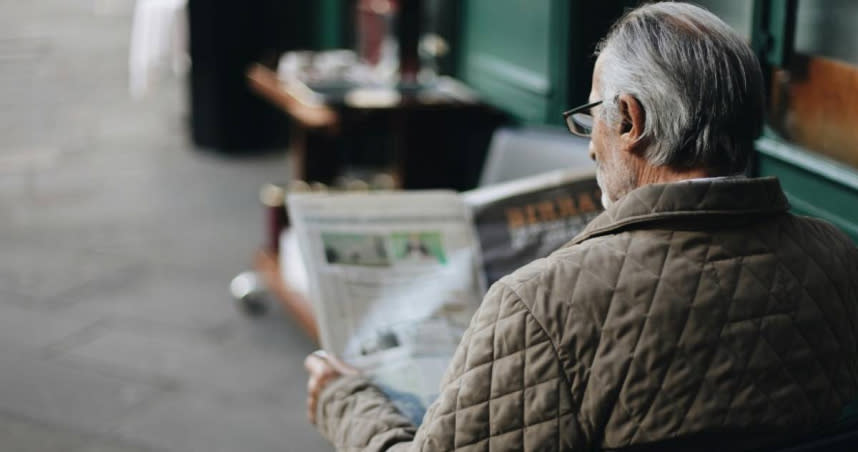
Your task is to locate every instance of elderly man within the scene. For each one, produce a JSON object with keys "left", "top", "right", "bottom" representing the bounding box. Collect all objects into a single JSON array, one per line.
[{"left": 305, "top": 2, "right": 858, "bottom": 451}]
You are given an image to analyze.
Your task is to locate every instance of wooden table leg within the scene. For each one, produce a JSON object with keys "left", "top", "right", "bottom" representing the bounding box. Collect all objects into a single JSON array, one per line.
[{"left": 253, "top": 249, "right": 319, "bottom": 343}]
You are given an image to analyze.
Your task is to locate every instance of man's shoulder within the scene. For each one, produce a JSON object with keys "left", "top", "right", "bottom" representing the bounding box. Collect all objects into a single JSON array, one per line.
[
  {"left": 783, "top": 214, "right": 858, "bottom": 279},
  {"left": 496, "top": 233, "right": 634, "bottom": 309},
  {"left": 788, "top": 213, "right": 856, "bottom": 249}
]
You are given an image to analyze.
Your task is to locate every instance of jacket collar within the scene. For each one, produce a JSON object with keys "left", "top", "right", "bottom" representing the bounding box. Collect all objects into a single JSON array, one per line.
[{"left": 571, "top": 176, "right": 791, "bottom": 245}]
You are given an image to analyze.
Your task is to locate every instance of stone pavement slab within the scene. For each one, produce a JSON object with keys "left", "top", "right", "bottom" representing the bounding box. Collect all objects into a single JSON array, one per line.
[
  {"left": 0, "top": 302, "right": 103, "bottom": 351},
  {"left": 115, "top": 390, "right": 331, "bottom": 452},
  {"left": 56, "top": 318, "right": 308, "bottom": 401},
  {"left": 0, "top": 411, "right": 159, "bottom": 452},
  {"left": 0, "top": 0, "right": 334, "bottom": 450},
  {"left": 0, "top": 345, "right": 164, "bottom": 436}
]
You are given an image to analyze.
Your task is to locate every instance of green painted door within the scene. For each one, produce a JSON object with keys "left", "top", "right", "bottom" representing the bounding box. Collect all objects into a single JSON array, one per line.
[
  {"left": 456, "top": 0, "right": 569, "bottom": 124},
  {"left": 455, "top": 1, "right": 629, "bottom": 125}
]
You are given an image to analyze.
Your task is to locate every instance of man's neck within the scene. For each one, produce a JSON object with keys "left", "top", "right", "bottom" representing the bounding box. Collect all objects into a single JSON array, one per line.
[{"left": 637, "top": 164, "right": 712, "bottom": 186}]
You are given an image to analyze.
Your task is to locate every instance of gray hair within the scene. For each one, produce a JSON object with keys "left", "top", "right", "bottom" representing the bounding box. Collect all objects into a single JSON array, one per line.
[{"left": 596, "top": 2, "right": 764, "bottom": 174}]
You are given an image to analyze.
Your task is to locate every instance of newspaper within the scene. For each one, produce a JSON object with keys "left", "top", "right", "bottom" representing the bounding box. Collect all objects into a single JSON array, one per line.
[
  {"left": 464, "top": 168, "right": 602, "bottom": 287},
  {"left": 288, "top": 191, "right": 483, "bottom": 424},
  {"left": 287, "top": 170, "right": 601, "bottom": 425}
]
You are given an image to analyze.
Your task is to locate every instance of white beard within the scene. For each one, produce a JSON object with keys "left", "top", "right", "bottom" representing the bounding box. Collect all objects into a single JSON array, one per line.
[
  {"left": 595, "top": 151, "right": 639, "bottom": 210},
  {"left": 601, "top": 191, "right": 612, "bottom": 209},
  {"left": 596, "top": 166, "right": 613, "bottom": 209}
]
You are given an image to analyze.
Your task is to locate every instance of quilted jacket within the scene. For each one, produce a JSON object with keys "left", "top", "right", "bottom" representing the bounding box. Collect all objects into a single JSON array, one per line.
[{"left": 315, "top": 177, "right": 858, "bottom": 451}]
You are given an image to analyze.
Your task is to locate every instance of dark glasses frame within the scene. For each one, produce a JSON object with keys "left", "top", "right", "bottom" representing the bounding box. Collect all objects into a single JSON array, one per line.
[{"left": 562, "top": 100, "right": 603, "bottom": 137}]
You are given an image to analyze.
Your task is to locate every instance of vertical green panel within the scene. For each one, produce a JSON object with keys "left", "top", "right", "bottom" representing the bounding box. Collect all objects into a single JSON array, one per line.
[
  {"left": 548, "top": 0, "right": 570, "bottom": 124},
  {"left": 457, "top": 0, "right": 567, "bottom": 124},
  {"left": 756, "top": 137, "right": 858, "bottom": 242},
  {"left": 795, "top": 0, "right": 858, "bottom": 66},
  {"left": 563, "top": 2, "right": 631, "bottom": 109},
  {"left": 316, "top": 0, "right": 346, "bottom": 50},
  {"left": 751, "top": 0, "right": 797, "bottom": 67}
]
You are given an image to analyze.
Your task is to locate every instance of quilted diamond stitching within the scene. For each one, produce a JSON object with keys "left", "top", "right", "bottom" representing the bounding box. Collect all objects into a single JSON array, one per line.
[
  {"left": 431, "top": 282, "right": 574, "bottom": 451},
  {"left": 728, "top": 332, "right": 789, "bottom": 422},
  {"left": 579, "top": 233, "right": 664, "bottom": 438},
  {"left": 704, "top": 222, "right": 848, "bottom": 426},
  {"left": 753, "top": 315, "right": 821, "bottom": 420},
  {"left": 777, "top": 222, "right": 854, "bottom": 345},
  {"left": 627, "top": 232, "right": 714, "bottom": 442},
  {"left": 591, "top": 231, "right": 714, "bottom": 313},
  {"left": 719, "top": 315, "right": 767, "bottom": 427},
  {"left": 565, "top": 212, "right": 849, "bottom": 448},
  {"left": 613, "top": 231, "right": 708, "bottom": 441},
  {"left": 454, "top": 413, "right": 562, "bottom": 451},
  {"left": 713, "top": 232, "right": 821, "bottom": 420},
  {"left": 821, "top": 232, "right": 858, "bottom": 341},
  {"left": 754, "top": 223, "right": 854, "bottom": 403},
  {"left": 700, "top": 248, "right": 761, "bottom": 423},
  {"left": 783, "top": 305, "right": 847, "bottom": 405}
]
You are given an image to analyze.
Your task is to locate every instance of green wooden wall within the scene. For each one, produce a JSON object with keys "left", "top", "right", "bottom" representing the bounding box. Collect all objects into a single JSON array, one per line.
[
  {"left": 456, "top": 0, "right": 570, "bottom": 124},
  {"left": 454, "top": 1, "right": 628, "bottom": 124},
  {"left": 756, "top": 135, "right": 858, "bottom": 241}
]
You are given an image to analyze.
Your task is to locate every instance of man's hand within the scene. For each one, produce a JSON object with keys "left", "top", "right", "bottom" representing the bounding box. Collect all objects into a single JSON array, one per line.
[{"left": 304, "top": 351, "right": 358, "bottom": 425}]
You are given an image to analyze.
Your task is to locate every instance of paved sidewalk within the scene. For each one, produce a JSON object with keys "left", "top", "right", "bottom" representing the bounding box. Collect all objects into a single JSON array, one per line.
[{"left": 0, "top": 1, "right": 330, "bottom": 450}]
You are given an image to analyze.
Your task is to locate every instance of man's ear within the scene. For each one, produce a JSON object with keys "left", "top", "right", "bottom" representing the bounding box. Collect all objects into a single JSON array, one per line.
[{"left": 616, "top": 94, "right": 646, "bottom": 153}]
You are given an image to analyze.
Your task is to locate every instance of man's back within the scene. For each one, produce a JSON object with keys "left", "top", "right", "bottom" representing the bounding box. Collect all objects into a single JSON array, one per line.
[
  {"left": 311, "top": 179, "right": 858, "bottom": 452},
  {"left": 500, "top": 177, "right": 858, "bottom": 450}
]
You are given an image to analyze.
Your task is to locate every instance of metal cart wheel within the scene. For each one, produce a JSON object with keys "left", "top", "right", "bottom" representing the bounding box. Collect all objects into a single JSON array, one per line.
[{"left": 230, "top": 271, "right": 269, "bottom": 317}]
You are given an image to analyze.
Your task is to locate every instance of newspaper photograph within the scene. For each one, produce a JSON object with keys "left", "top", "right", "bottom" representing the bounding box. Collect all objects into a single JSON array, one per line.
[{"left": 288, "top": 191, "right": 483, "bottom": 424}]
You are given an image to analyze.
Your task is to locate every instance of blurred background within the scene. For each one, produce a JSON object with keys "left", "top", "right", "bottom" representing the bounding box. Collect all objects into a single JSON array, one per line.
[{"left": 1, "top": 0, "right": 856, "bottom": 451}]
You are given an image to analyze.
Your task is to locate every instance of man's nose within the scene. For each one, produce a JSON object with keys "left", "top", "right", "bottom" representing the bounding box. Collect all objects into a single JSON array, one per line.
[{"left": 589, "top": 150, "right": 596, "bottom": 161}]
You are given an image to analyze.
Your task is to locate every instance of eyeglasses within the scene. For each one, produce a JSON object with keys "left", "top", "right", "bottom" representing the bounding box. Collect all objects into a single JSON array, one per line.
[{"left": 562, "top": 100, "right": 602, "bottom": 137}]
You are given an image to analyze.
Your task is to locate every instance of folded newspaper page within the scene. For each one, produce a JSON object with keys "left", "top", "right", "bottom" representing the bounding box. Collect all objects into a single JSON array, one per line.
[
  {"left": 463, "top": 168, "right": 602, "bottom": 287},
  {"left": 288, "top": 191, "right": 483, "bottom": 424}
]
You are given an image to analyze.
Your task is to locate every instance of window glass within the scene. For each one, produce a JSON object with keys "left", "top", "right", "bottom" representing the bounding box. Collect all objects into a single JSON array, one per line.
[
  {"left": 767, "top": 0, "right": 858, "bottom": 170},
  {"left": 796, "top": 0, "right": 858, "bottom": 66}
]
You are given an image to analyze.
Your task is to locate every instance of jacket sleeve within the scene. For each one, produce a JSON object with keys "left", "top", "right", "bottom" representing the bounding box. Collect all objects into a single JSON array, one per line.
[
  {"left": 315, "top": 281, "right": 585, "bottom": 451},
  {"left": 315, "top": 375, "right": 417, "bottom": 452}
]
